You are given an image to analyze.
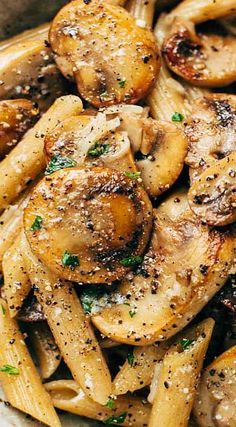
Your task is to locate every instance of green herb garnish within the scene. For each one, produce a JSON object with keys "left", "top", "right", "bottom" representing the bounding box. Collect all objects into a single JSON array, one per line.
[
  {"left": 124, "top": 171, "right": 141, "bottom": 180},
  {"left": 106, "top": 398, "right": 115, "bottom": 409},
  {"left": 171, "top": 112, "right": 184, "bottom": 122},
  {"left": 87, "top": 142, "right": 110, "bottom": 158},
  {"left": 127, "top": 351, "right": 134, "bottom": 367},
  {"left": 129, "top": 310, "right": 136, "bottom": 318},
  {"left": 104, "top": 412, "right": 127, "bottom": 425},
  {"left": 179, "top": 338, "right": 194, "bottom": 350},
  {"left": 80, "top": 285, "right": 106, "bottom": 314},
  {"left": 120, "top": 256, "right": 143, "bottom": 267},
  {"left": 209, "top": 369, "right": 216, "bottom": 377},
  {"left": 45, "top": 155, "right": 77, "bottom": 175},
  {"left": 30, "top": 215, "right": 43, "bottom": 231},
  {"left": 62, "top": 250, "right": 80, "bottom": 270},
  {"left": 0, "top": 365, "right": 19, "bottom": 375},
  {"left": 1, "top": 304, "right": 6, "bottom": 315},
  {"left": 118, "top": 79, "right": 126, "bottom": 88}
]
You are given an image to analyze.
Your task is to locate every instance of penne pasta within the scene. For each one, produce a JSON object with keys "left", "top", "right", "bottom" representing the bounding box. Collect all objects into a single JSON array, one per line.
[
  {"left": 148, "top": 318, "right": 215, "bottom": 427},
  {"left": 22, "top": 235, "right": 112, "bottom": 405},
  {"left": 0, "top": 95, "right": 83, "bottom": 210},
  {"left": 45, "top": 379, "right": 151, "bottom": 426},
  {"left": 167, "top": 0, "right": 236, "bottom": 24},
  {"left": 2, "top": 232, "right": 31, "bottom": 317},
  {"left": 126, "top": 0, "right": 156, "bottom": 28},
  {"left": 0, "top": 298, "right": 61, "bottom": 427},
  {"left": 28, "top": 322, "right": 61, "bottom": 380}
]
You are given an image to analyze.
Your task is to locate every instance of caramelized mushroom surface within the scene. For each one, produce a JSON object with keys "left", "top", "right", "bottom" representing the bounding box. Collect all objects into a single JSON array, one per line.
[
  {"left": 49, "top": 0, "right": 160, "bottom": 107},
  {"left": 24, "top": 167, "right": 152, "bottom": 284}
]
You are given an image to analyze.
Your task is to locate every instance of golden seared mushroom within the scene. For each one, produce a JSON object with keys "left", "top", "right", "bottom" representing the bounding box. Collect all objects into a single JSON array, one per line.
[
  {"left": 162, "top": 18, "right": 236, "bottom": 87},
  {"left": 185, "top": 93, "right": 236, "bottom": 182},
  {"left": 0, "top": 99, "right": 39, "bottom": 158},
  {"left": 92, "top": 189, "right": 235, "bottom": 345},
  {"left": 136, "top": 121, "right": 188, "bottom": 197},
  {"left": 24, "top": 167, "right": 152, "bottom": 284},
  {"left": 49, "top": 0, "right": 160, "bottom": 107},
  {"left": 188, "top": 153, "right": 236, "bottom": 227},
  {"left": 194, "top": 345, "right": 236, "bottom": 427},
  {"left": 0, "top": 24, "right": 67, "bottom": 111}
]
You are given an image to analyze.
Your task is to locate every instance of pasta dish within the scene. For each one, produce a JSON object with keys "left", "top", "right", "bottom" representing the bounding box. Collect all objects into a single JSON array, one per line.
[{"left": 0, "top": 0, "right": 235, "bottom": 426}]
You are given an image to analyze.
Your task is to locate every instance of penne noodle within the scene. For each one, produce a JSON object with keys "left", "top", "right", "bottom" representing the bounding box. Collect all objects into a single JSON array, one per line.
[
  {"left": 0, "top": 95, "right": 83, "bottom": 210},
  {"left": 0, "top": 298, "right": 61, "bottom": 427},
  {"left": 113, "top": 342, "right": 169, "bottom": 395},
  {"left": 28, "top": 322, "right": 61, "bottom": 380},
  {"left": 45, "top": 379, "right": 151, "bottom": 426},
  {"left": 22, "top": 235, "right": 112, "bottom": 405},
  {"left": 167, "top": 0, "right": 236, "bottom": 24},
  {"left": 148, "top": 318, "right": 215, "bottom": 427},
  {"left": 2, "top": 233, "right": 31, "bottom": 317},
  {"left": 107, "top": 0, "right": 127, "bottom": 5},
  {"left": 126, "top": 0, "right": 156, "bottom": 28}
]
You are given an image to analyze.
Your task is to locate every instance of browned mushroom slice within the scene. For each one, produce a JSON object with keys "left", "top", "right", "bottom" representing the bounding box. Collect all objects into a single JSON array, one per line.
[
  {"left": 185, "top": 93, "right": 236, "bottom": 182},
  {"left": 194, "top": 345, "right": 236, "bottom": 427},
  {"left": 0, "top": 99, "right": 39, "bottom": 158},
  {"left": 188, "top": 153, "right": 236, "bottom": 227},
  {"left": 92, "top": 189, "right": 235, "bottom": 345},
  {"left": 136, "top": 121, "right": 188, "bottom": 197},
  {"left": 49, "top": 0, "right": 160, "bottom": 107},
  {"left": 163, "top": 18, "right": 236, "bottom": 87},
  {"left": 24, "top": 167, "right": 152, "bottom": 284}
]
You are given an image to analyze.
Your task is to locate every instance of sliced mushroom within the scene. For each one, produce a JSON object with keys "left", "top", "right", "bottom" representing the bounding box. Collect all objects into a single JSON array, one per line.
[
  {"left": 185, "top": 93, "right": 236, "bottom": 182},
  {"left": 136, "top": 121, "right": 188, "bottom": 197},
  {"left": 194, "top": 345, "right": 236, "bottom": 427},
  {"left": 162, "top": 18, "right": 236, "bottom": 87},
  {"left": 0, "top": 24, "right": 67, "bottom": 111},
  {"left": 24, "top": 167, "right": 152, "bottom": 284},
  {"left": 49, "top": 0, "right": 160, "bottom": 107},
  {"left": 92, "top": 189, "right": 235, "bottom": 345},
  {"left": 0, "top": 99, "right": 39, "bottom": 158},
  {"left": 188, "top": 153, "right": 236, "bottom": 227}
]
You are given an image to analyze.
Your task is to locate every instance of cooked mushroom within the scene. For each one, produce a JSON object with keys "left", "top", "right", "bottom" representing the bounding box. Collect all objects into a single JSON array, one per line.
[
  {"left": 162, "top": 18, "right": 236, "bottom": 87},
  {"left": 194, "top": 345, "right": 236, "bottom": 427},
  {"left": 0, "top": 99, "right": 39, "bottom": 158},
  {"left": 188, "top": 153, "right": 236, "bottom": 227},
  {"left": 0, "top": 24, "right": 68, "bottom": 111},
  {"left": 185, "top": 93, "right": 236, "bottom": 182},
  {"left": 24, "top": 167, "right": 152, "bottom": 284},
  {"left": 92, "top": 189, "right": 235, "bottom": 345},
  {"left": 49, "top": 0, "right": 160, "bottom": 107}
]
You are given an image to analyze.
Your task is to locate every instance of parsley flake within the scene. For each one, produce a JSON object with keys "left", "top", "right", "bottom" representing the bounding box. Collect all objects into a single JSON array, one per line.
[
  {"left": 1, "top": 304, "right": 6, "bottom": 315},
  {"left": 124, "top": 171, "right": 141, "bottom": 180},
  {"left": 62, "top": 251, "right": 79, "bottom": 270},
  {"left": 0, "top": 365, "right": 19, "bottom": 375},
  {"left": 129, "top": 310, "right": 136, "bottom": 318},
  {"left": 106, "top": 398, "right": 115, "bottom": 409},
  {"left": 179, "top": 338, "right": 194, "bottom": 350},
  {"left": 127, "top": 351, "right": 134, "bottom": 367},
  {"left": 45, "top": 155, "right": 77, "bottom": 175},
  {"left": 104, "top": 412, "right": 127, "bottom": 425},
  {"left": 81, "top": 285, "right": 106, "bottom": 314},
  {"left": 30, "top": 215, "right": 43, "bottom": 231},
  {"left": 172, "top": 112, "right": 184, "bottom": 122},
  {"left": 87, "top": 142, "right": 110, "bottom": 158},
  {"left": 118, "top": 79, "right": 126, "bottom": 88},
  {"left": 120, "top": 256, "right": 143, "bottom": 267}
]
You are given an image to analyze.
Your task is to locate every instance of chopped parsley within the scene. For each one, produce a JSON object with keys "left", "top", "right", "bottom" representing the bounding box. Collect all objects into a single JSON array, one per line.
[
  {"left": 171, "top": 112, "right": 184, "bottom": 122},
  {"left": 0, "top": 364, "right": 19, "bottom": 375},
  {"left": 80, "top": 285, "right": 106, "bottom": 314},
  {"left": 45, "top": 155, "right": 77, "bottom": 175},
  {"left": 62, "top": 250, "right": 80, "bottom": 270},
  {"left": 118, "top": 79, "right": 126, "bottom": 88},
  {"left": 127, "top": 351, "right": 134, "bottom": 367},
  {"left": 129, "top": 310, "right": 136, "bottom": 318},
  {"left": 209, "top": 369, "right": 216, "bottom": 377},
  {"left": 87, "top": 142, "right": 110, "bottom": 157},
  {"left": 106, "top": 398, "right": 115, "bottom": 409},
  {"left": 120, "top": 256, "right": 143, "bottom": 267},
  {"left": 179, "top": 338, "right": 194, "bottom": 350},
  {"left": 1, "top": 304, "right": 6, "bottom": 315},
  {"left": 104, "top": 412, "right": 127, "bottom": 425},
  {"left": 30, "top": 215, "right": 43, "bottom": 231},
  {"left": 124, "top": 171, "right": 141, "bottom": 180}
]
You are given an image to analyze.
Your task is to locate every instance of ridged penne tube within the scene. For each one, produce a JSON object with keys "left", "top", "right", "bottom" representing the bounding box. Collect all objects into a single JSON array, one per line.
[
  {"left": 113, "top": 342, "right": 170, "bottom": 395},
  {"left": 167, "top": 0, "right": 236, "bottom": 24},
  {"left": 126, "top": 0, "right": 156, "bottom": 28},
  {"left": 148, "top": 318, "right": 215, "bottom": 427},
  {"left": 2, "top": 233, "right": 31, "bottom": 317},
  {"left": 28, "top": 322, "right": 61, "bottom": 380},
  {"left": 0, "top": 298, "right": 61, "bottom": 427},
  {"left": 0, "top": 95, "right": 83, "bottom": 210},
  {"left": 45, "top": 379, "right": 151, "bottom": 426},
  {"left": 22, "top": 236, "right": 112, "bottom": 405}
]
